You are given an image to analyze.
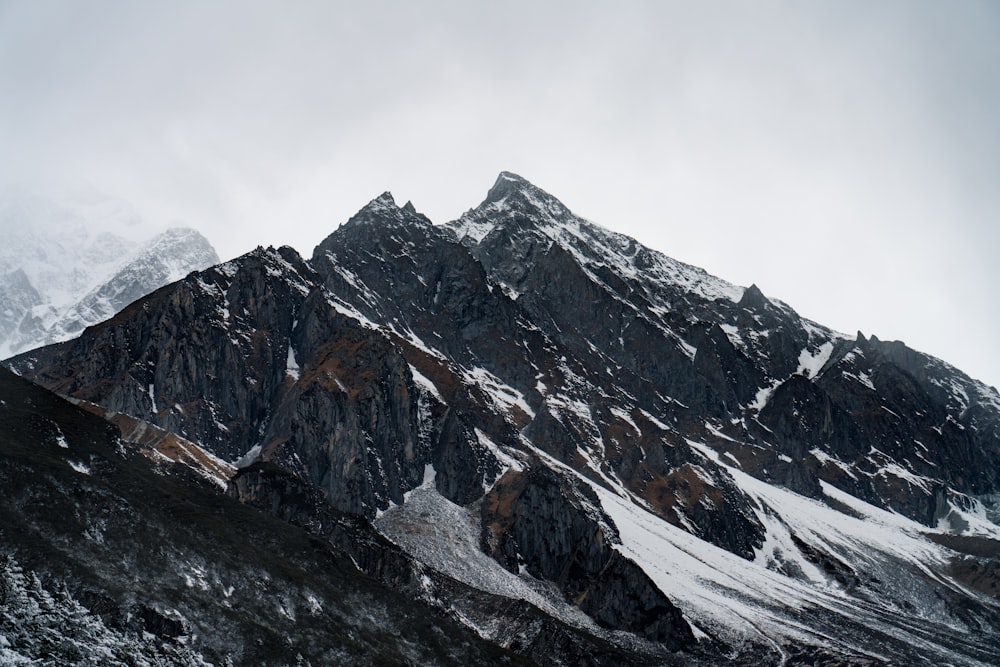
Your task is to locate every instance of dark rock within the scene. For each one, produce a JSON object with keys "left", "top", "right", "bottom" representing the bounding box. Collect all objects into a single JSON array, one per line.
[{"left": 480, "top": 466, "right": 694, "bottom": 648}]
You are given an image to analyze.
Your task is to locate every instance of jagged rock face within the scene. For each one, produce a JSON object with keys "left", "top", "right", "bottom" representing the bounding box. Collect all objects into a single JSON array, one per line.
[
  {"left": 10, "top": 246, "right": 435, "bottom": 519},
  {"left": 454, "top": 180, "right": 717, "bottom": 417},
  {"left": 311, "top": 192, "right": 549, "bottom": 396},
  {"left": 15, "top": 247, "right": 308, "bottom": 461},
  {"left": 730, "top": 330, "right": 1000, "bottom": 523},
  {"left": 228, "top": 462, "right": 419, "bottom": 587},
  {"left": 310, "top": 178, "right": 769, "bottom": 558},
  {"left": 481, "top": 466, "right": 694, "bottom": 648},
  {"left": 430, "top": 406, "right": 502, "bottom": 505},
  {"left": 448, "top": 175, "right": 1000, "bottom": 528},
  {"left": 8, "top": 172, "right": 1000, "bottom": 665},
  {"left": 263, "top": 290, "right": 427, "bottom": 515}
]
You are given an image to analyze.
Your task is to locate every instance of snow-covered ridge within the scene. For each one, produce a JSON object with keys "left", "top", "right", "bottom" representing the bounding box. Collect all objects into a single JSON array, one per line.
[
  {"left": 448, "top": 172, "right": 744, "bottom": 304},
  {"left": 525, "top": 430, "right": 999, "bottom": 664}
]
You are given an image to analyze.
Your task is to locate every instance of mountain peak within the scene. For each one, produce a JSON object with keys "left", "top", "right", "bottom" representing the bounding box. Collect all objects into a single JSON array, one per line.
[
  {"left": 349, "top": 191, "right": 431, "bottom": 225},
  {"left": 460, "top": 171, "right": 576, "bottom": 232},
  {"left": 9, "top": 171, "right": 1000, "bottom": 666},
  {"left": 314, "top": 190, "right": 432, "bottom": 260},
  {"left": 484, "top": 171, "right": 531, "bottom": 203},
  {"left": 364, "top": 191, "right": 398, "bottom": 211},
  {"left": 483, "top": 171, "right": 563, "bottom": 210},
  {"left": 447, "top": 172, "right": 574, "bottom": 245}
]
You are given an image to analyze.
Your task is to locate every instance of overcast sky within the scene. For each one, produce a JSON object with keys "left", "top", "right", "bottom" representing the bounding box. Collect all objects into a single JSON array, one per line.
[{"left": 2, "top": 1, "right": 998, "bottom": 389}]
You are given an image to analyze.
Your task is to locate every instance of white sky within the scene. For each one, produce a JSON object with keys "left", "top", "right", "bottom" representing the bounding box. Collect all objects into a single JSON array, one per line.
[{"left": 1, "top": 1, "right": 998, "bottom": 389}]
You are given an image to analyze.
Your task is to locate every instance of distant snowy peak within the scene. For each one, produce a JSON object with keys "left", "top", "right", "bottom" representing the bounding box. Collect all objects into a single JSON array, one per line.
[
  {"left": 0, "top": 224, "right": 219, "bottom": 358},
  {"left": 0, "top": 270, "right": 42, "bottom": 342},
  {"left": 51, "top": 227, "right": 219, "bottom": 330},
  {"left": 124, "top": 227, "right": 219, "bottom": 286},
  {"left": 0, "top": 188, "right": 146, "bottom": 287}
]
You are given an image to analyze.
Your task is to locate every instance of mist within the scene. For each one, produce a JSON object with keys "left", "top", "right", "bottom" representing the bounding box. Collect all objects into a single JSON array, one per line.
[{"left": 2, "top": 0, "right": 998, "bottom": 388}]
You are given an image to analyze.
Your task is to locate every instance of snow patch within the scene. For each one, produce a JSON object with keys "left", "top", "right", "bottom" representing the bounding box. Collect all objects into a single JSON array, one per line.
[
  {"left": 809, "top": 448, "right": 857, "bottom": 480},
  {"left": 750, "top": 379, "right": 781, "bottom": 412},
  {"left": 52, "top": 425, "right": 70, "bottom": 449},
  {"left": 408, "top": 364, "right": 443, "bottom": 402},
  {"left": 878, "top": 462, "right": 931, "bottom": 493},
  {"left": 462, "top": 366, "right": 535, "bottom": 420},
  {"left": 637, "top": 408, "right": 671, "bottom": 431},
  {"left": 234, "top": 444, "right": 262, "bottom": 469},
  {"left": 324, "top": 292, "right": 381, "bottom": 331},
  {"left": 285, "top": 344, "right": 300, "bottom": 380},
  {"left": 475, "top": 428, "right": 524, "bottom": 477},
  {"left": 841, "top": 371, "right": 876, "bottom": 391},
  {"left": 609, "top": 406, "right": 640, "bottom": 435},
  {"left": 796, "top": 342, "right": 834, "bottom": 379}
]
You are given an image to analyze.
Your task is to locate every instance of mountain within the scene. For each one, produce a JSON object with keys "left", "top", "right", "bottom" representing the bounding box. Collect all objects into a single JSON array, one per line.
[
  {"left": 6, "top": 172, "right": 1000, "bottom": 665},
  {"left": 0, "top": 189, "right": 219, "bottom": 358}
]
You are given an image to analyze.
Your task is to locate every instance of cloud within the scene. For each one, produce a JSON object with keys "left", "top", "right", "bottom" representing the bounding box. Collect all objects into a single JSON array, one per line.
[{"left": 1, "top": 0, "right": 998, "bottom": 387}]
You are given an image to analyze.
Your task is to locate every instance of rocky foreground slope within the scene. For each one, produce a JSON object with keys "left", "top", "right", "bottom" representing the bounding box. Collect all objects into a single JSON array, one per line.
[
  {"left": 6, "top": 173, "right": 1000, "bottom": 665},
  {"left": 0, "top": 366, "right": 538, "bottom": 666}
]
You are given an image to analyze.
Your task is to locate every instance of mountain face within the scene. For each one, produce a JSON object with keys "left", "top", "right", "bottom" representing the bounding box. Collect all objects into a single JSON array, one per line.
[
  {"left": 0, "top": 189, "right": 219, "bottom": 358},
  {"left": 6, "top": 172, "right": 1000, "bottom": 665}
]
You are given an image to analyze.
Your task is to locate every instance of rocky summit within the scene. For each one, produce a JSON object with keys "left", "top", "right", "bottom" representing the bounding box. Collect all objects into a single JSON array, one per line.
[{"left": 4, "top": 172, "right": 1000, "bottom": 666}]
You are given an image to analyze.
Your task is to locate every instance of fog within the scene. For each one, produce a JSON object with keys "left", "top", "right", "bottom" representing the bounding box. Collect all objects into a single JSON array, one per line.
[{"left": 2, "top": 1, "right": 998, "bottom": 387}]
